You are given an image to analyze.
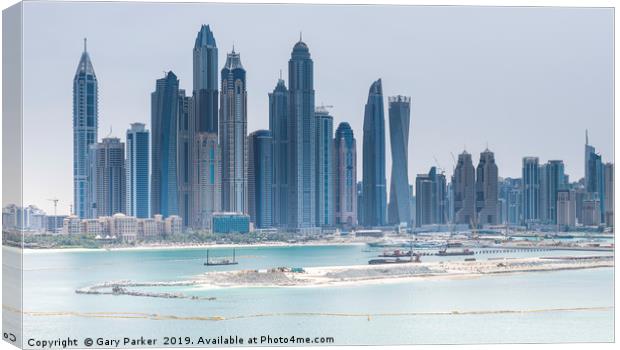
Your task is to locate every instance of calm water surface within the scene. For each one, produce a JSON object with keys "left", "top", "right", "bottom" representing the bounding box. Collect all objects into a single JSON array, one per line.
[{"left": 11, "top": 244, "right": 615, "bottom": 346}]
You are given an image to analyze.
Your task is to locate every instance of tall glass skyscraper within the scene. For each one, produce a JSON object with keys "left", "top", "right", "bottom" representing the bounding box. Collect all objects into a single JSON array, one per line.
[
  {"left": 362, "top": 79, "right": 386, "bottom": 227},
  {"left": 453, "top": 151, "right": 475, "bottom": 226},
  {"left": 287, "top": 38, "right": 316, "bottom": 229},
  {"left": 151, "top": 71, "right": 180, "bottom": 218},
  {"left": 220, "top": 49, "right": 248, "bottom": 214},
  {"left": 387, "top": 95, "right": 412, "bottom": 226},
  {"left": 584, "top": 131, "right": 605, "bottom": 223},
  {"left": 315, "top": 107, "right": 334, "bottom": 227},
  {"left": 334, "top": 122, "right": 357, "bottom": 228},
  {"left": 177, "top": 90, "right": 192, "bottom": 226},
  {"left": 269, "top": 77, "right": 289, "bottom": 228},
  {"left": 248, "top": 130, "right": 273, "bottom": 229},
  {"left": 193, "top": 25, "right": 218, "bottom": 134},
  {"left": 521, "top": 156, "right": 540, "bottom": 224},
  {"left": 192, "top": 132, "right": 220, "bottom": 229},
  {"left": 540, "top": 160, "right": 565, "bottom": 224},
  {"left": 73, "top": 39, "right": 98, "bottom": 218},
  {"left": 475, "top": 148, "right": 499, "bottom": 225},
  {"left": 90, "top": 137, "right": 126, "bottom": 217},
  {"left": 126, "top": 123, "right": 150, "bottom": 218}
]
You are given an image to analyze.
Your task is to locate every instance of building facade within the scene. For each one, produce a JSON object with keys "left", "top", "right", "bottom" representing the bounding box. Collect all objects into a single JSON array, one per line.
[
  {"left": 522, "top": 157, "right": 540, "bottom": 225},
  {"left": 556, "top": 189, "right": 576, "bottom": 229},
  {"left": 315, "top": 107, "right": 334, "bottom": 227},
  {"left": 177, "top": 90, "right": 193, "bottom": 227},
  {"left": 269, "top": 78, "right": 290, "bottom": 228},
  {"left": 90, "top": 137, "right": 126, "bottom": 217},
  {"left": 452, "top": 151, "right": 476, "bottom": 226},
  {"left": 73, "top": 39, "right": 98, "bottom": 219},
  {"left": 220, "top": 50, "right": 248, "bottom": 214},
  {"left": 287, "top": 39, "right": 316, "bottom": 229},
  {"left": 387, "top": 95, "right": 412, "bottom": 226},
  {"left": 248, "top": 130, "right": 273, "bottom": 229},
  {"left": 362, "top": 79, "right": 387, "bottom": 227},
  {"left": 603, "top": 162, "right": 614, "bottom": 226},
  {"left": 334, "top": 122, "right": 357, "bottom": 228},
  {"left": 475, "top": 149, "right": 498, "bottom": 225},
  {"left": 193, "top": 25, "right": 219, "bottom": 134},
  {"left": 192, "top": 132, "right": 221, "bottom": 229},
  {"left": 151, "top": 71, "right": 180, "bottom": 218},
  {"left": 212, "top": 212, "right": 250, "bottom": 233},
  {"left": 540, "top": 160, "right": 565, "bottom": 224},
  {"left": 126, "top": 123, "right": 150, "bottom": 218}
]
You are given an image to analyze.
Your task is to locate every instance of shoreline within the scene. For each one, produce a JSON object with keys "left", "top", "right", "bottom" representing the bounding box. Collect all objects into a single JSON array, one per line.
[{"left": 15, "top": 240, "right": 365, "bottom": 254}]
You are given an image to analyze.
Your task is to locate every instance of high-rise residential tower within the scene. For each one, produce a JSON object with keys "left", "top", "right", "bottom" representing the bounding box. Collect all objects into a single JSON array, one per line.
[
  {"left": 220, "top": 49, "right": 248, "bottom": 214},
  {"left": 151, "top": 71, "right": 180, "bottom": 218},
  {"left": 475, "top": 148, "right": 498, "bottom": 225},
  {"left": 177, "top": 90, "right": 192, "bottom": 226},
  {"left": 192, "top": 132, "right": 220, "bottom": 230},
  {"left": 73, "top": 39, "right": 98, "bottom": 218},
  {"left": 452, "top": 151, "right": 475, "bottom": 226},
  {"left": 334, "top": 122, "right": 357, "bottom": 228},
  {"left": 362, "top": 79, "right": 387, "bottom": 227},
  {"left": 522, "top": 157, "right": 540, "bottom": 224},
  {"left": 269, "top": 77, "right": 290, "bottom": 227},
  {"left": 387, "top": 95, "right": 412, "bottom": 226},
  {"left": 193, "top": 25, "right": 218, "bottom": 134},
  {"left": 287, "top": 38, "right": 316, "bottom": 229},
  {"left": 603, "top": 162, "right": 614, "bottom": 226},
  {"left": 315, "top": 107, "right": 334, "bottom": 227},
  {"left": 584, "top": 132, "right": 605, "bottom": 224},
  {"left": 126, "top": 123, "right": 150, "bottom": 218},
  {"left": 248, "top": 130, "right": 273, "bottom": 229},
  {"left": 90, "top": 137, "right": 126, "bottom": 217},
  {"left": 415, "top": 174, "right": 432, "bottom": 227},
  {"left": 540, "top": 160, "right": 565, "bottom": 224}
]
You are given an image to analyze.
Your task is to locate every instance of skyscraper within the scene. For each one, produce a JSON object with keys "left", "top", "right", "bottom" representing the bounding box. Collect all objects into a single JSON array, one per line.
[
  {"left": 428, "top": 166, "right": 447, "bottom": 225},
  {"left": 499, "top": 178, "right": 522, "bottom": 225},
  {"left": 177, "top": 90, "right": 192, "bottom": 226},
  {"left": 387, "top": 95, "right": 412, "bottom": 226},
  {"left": 522, "top": 157, "right": 540, "bottom": 224},
  {"left": 90, "top": 137, "right": 126, "bottom": 217},
  {"left": 585, "top": 132, "right": 605, "bottom": 224},
  {"left": 248, "top": 130, "right": 273, "bottom": 228},
  {"left": 151, "top": 71, "right": 180, "bottom": 218},
  {"left": 220, "top": 49, "right": 248, "bottom": 214},
  {"left": 287, "top": 38, "right": 316, "bottom": 229},
  {"left": 540, "top": 160, "right": 565, "bottom": 224},
  {"left": 415, "top": 174, "right": 432, "bottom": 227},
  {"left": 603, "top": 162, "right": 614, "bottom": 226},
  {"left": 192, "top": 132, "right": 220, "bottom": 230},
  {"left": 556, "top": 189, "right": 576, "bottom": 229},
  {"left": 193, "top": 25, "right": 218, "bottom": 134},
  {"left": 315, "top": 107, "right": 334, "bottom": 227},
  {"left": 452, "top": 151, "right": 475, "bottom": 226},
  {"left": 362, "top": 79, "right": 387, "bottom": 227},
  {"left": 475, "top": 148, "right": 498, "bottom": 225},
  {"left": 73, "top": 39, "right": 98, "bottom": 218},
  {"left": 334, "top": 122, "right": 357, "bottom": 228},
  {"left": 126, "top": 123, "right": 150, "bottom": 218},
  {"left": 269, "top": 77, "right": 289, "bottom": 228}
]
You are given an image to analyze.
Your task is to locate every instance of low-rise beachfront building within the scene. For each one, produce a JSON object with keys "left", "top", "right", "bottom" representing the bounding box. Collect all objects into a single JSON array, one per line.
[
  {"left": 138, "top": 218, "right": 159, "bottom": 239},
  {"left": 164, "top": 215, "right": 183, "bottom": 235},
  {"left": 82, "top": 219, "right": 103, "bottom": 235},
  {"left": 109, "top": 213, "right": 138, "bottom": 243},
  {"left": 212, "top": 212, "right": 250, "bottom": 234},
  {"left": 62, "top": 215, "right": 81, "bottom": 234}
]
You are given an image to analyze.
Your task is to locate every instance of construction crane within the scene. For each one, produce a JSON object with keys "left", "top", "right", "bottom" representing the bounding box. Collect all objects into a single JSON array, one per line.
[
  {"left": 315, "top": 104, "right": 334, "bottom": 114},
  {"left": 47, "top": 198, "right": 59, "bottom": 234},
  {"left": 432, "top": 155, "right": 446, "bottom": 174}
]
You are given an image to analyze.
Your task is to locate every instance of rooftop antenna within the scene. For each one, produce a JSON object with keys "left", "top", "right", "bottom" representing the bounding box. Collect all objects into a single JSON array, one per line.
[
  {"left": 106, "top": 126, "right": 112, "bottom": 138},
  {"left": 279, "top": 69, "right": 282, "bottom": 80},
  {"left": 232, "top": 43, "right": 235, "bottom": 53},
  {"left": 586, "top": 129, "right": 589, "bottom": 145},
  {"left": 83, "top": 38, "right": 87, "bottom": 52},
  {"left": 300, "top": 31, "right": 303, "bottom": 42}
]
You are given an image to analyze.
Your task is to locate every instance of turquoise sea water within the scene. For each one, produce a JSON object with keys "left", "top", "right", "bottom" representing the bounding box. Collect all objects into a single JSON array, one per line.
[{"left": 9, "top": 245, "right": 615, "bottom": 346}]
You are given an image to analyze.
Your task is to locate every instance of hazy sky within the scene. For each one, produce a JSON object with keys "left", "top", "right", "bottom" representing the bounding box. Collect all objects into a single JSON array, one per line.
[{"left": 20, "top": 1, "right": 613, "bottom": 214}]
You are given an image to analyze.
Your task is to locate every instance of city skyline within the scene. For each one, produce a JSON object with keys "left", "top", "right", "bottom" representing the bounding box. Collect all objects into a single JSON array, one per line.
[{"left": 18, "top": 3, "right": 613, "bottom": 215}]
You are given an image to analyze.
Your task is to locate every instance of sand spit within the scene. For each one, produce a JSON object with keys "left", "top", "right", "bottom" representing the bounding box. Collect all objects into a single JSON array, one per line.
[{"left": 75, "top": 255, "right": 613, "bottom": 298}]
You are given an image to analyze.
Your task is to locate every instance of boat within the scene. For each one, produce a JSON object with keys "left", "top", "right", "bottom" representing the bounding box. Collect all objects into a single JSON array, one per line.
[
  {"left": 436, "top": 248, "right": 475, "bottom": 256},
  {"left": 204, "top": 249, "right": 239, "bottom": 266},
  {"left": 379, "top": 249, "right": 413, "bottom": 257}
]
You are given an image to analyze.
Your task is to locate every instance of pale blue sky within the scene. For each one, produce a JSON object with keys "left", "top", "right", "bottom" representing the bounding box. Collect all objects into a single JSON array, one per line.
[{"left": 20, "top": 1, "right": 613, "bottom": 214}]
